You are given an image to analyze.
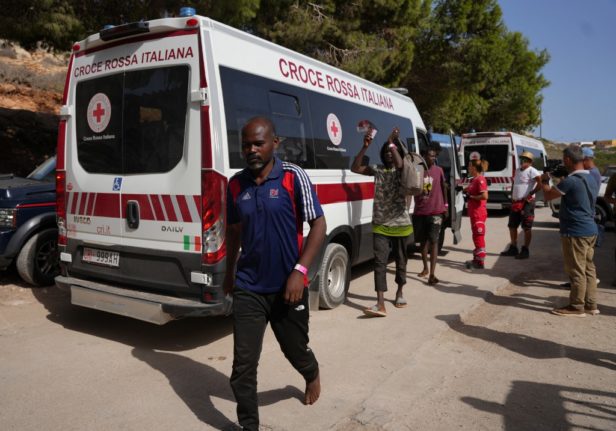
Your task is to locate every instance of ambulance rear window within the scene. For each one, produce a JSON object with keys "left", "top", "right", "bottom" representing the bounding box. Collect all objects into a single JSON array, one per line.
[
  {"left": 75, "top": 65, "right": 189, "bottom": 174},
  {"left": 463, "top": 144, "right": 509, "bottom": 172}
]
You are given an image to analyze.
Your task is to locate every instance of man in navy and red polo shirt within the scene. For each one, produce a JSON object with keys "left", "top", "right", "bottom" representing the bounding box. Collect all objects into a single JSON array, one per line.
[{"left": 223, "top": 117, "right": 326, "bottom": 431}]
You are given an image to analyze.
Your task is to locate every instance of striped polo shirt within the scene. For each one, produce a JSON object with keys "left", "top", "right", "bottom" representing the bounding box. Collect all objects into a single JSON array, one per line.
[{"left": 227, "top": 157, "right": 324, "bottom": 294}]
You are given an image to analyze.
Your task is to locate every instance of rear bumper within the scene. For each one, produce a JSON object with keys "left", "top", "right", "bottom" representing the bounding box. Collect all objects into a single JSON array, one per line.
[
  {"left": 486, "top": 191, "right": 512, "bottom": 210},
  {"left": 55, "top": 275, "right": 231, "bottom": 325}
]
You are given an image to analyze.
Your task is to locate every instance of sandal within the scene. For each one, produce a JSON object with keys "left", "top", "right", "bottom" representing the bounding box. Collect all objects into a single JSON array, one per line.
[
  {"left": 363, "top": 305, "right": 387, "bottom": 317},
  {"left": 418, "top": 270, "right": 429, "bottom": 278},
  {"left": 394, "top": 297, "right": 408, "bottom": 308},
  {"left": 427, "top": 276, "right": 439, "bottom": 285}
]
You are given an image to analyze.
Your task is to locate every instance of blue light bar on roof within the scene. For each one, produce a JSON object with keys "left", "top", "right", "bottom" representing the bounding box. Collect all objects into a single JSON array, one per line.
[{"left": 179, "top": 7, "right": 196, "bottom": 17}]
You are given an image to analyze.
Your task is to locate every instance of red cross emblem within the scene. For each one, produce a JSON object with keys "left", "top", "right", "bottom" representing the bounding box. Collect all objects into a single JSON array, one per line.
[
  {"left": 87, "top": 93, "right": 111, "bottom": 133},
  {"left": 330, "top": 120, "right": 339, "bottom": 137},
  {"left": 92, "top": 103, "right": 105, "bottom": 123},
  {"left": 326, "top": 113, "right": 342, "bottom": 146}
]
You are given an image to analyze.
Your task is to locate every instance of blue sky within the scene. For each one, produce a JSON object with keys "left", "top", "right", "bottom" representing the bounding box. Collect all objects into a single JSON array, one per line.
[{"left": 499, "top": 0, "right": 616, "bottom": 143}]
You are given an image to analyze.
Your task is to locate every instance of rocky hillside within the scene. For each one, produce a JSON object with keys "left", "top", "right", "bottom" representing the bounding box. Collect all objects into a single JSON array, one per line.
[{"left": 0, "top": 41, "right": 66, "bottom": 176}]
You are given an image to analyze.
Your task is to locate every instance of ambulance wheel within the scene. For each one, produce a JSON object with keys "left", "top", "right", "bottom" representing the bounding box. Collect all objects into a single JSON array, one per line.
[
  {"left": 16, "top": 228, "right": 59, "bottom": 286},
  {"left": 318, "top": 243, "right": 350, "bottom": 309}
]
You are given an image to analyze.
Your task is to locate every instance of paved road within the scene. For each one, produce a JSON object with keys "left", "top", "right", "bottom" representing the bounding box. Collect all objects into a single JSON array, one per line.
[{"left": 1, "top": 207, "right": 615, "bottom": 430}]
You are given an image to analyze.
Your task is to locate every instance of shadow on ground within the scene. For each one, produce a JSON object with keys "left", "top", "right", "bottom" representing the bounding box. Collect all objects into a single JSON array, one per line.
[
  {"left": 132, "top": 348, "right": 304, "bottom": 430},
  {"left": 462, "top": 380, "right": 616, "bottom": 431},
  {"left": 437, "top": 314, "right": 616, "bottom": 371}
]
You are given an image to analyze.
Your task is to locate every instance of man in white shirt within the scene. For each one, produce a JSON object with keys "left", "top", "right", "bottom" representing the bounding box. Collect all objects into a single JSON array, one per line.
[{"left": 500, "top": 151, "right": 542, "bottom": 259}]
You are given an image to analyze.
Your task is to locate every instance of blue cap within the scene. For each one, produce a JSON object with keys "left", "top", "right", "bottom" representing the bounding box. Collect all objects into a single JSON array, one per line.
[{"left": 582, "top": 147, "right": 594, "bottom": 158}]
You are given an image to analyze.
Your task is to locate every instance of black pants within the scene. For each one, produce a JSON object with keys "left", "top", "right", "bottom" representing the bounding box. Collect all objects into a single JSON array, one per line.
[
  {"left": 373, "top": 233, "right": 408, "bottom": 292},
  {"left": 230, "top": 286, "right": 319, "bottom": 431}
]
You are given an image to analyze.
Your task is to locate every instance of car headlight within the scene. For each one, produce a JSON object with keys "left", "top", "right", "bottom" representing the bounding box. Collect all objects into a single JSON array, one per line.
[{"left": 0, "top": 208, "right": 17, "bottom": 228}]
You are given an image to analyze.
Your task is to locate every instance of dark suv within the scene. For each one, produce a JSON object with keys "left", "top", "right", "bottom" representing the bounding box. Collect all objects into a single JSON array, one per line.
[{"left": 0, "top": 157, "right": 59, "bottom": 285}]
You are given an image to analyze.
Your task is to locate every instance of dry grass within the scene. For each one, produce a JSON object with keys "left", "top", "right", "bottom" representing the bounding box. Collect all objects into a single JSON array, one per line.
[
  {"left": 0, "top": 40, "right": 67, "bottom": 93},
  {"left": 0, "top": 61, "right": 65, "bottom": 92}
]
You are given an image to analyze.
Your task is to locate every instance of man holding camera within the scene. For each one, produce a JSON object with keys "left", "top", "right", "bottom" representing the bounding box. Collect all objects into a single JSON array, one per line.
[
  {"left": 541, "top": 144, "right": 599, "bottom": 317},
  {"left": 500, "top": 151, "right": 542, "bottom": 259}
]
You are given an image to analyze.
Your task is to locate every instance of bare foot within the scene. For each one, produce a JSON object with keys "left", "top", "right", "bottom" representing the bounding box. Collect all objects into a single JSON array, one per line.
[
  {"left": 418, "top": 270, "right": 429, "bottom": 278},
  {"left": 304, "top": 373, "right": 321, "bottom": 405}
]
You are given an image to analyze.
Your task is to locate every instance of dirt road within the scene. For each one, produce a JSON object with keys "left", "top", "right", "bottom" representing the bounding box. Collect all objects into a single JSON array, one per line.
[{"left": 1, "top": 207, "right": 615, "bottom": 430}]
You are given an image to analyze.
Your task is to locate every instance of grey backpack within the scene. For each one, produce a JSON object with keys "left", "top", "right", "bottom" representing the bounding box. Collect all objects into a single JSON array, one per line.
[{"left": 400, "top": 146, "right": 427, "bottom": 196}]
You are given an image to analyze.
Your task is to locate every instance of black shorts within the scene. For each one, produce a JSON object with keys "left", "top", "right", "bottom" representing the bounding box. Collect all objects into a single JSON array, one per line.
[
  {"left": 508, "top": 201, "right": 535, "bottom": 230},
  {"left": 412, "top": 214, "right": 443, "bottom": 244}
]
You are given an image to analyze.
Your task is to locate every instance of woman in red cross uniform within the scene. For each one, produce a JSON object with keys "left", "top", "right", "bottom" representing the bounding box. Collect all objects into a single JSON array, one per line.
[{"left": 464, "top": 156, "right": 489, "bottom": 269}]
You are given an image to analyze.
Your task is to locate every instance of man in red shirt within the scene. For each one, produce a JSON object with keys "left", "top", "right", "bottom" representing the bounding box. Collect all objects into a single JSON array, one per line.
[{"left": 413, "top": 147, "right": 448, "bottom": 285}]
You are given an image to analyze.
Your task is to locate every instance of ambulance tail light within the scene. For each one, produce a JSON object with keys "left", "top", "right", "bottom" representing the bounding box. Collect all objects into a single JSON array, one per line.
[
  {"left": 201, "top": 171, "right": 227, "bottom": 264},
  {"left": 56, "top": 171, "right": 67, "bottom": 246}
]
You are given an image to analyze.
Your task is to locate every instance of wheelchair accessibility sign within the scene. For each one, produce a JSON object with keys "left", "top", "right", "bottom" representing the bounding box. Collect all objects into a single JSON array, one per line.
[{"left": 113, "top": 177, "right": 123, "bottom": 191}]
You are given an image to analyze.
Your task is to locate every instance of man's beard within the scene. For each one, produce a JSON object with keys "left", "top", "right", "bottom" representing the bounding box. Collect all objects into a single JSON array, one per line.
[{"left": 247, "top": 156, "right": 270, "bottom": 172}]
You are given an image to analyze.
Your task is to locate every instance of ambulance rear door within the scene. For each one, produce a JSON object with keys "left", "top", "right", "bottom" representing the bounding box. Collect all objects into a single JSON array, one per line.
[{"left": 68, "top": 28, "right": 204, "bottom": 294}]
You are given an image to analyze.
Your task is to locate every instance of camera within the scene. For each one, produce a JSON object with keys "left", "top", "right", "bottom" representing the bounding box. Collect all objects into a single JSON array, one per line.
[{"left": 543, "top": 159, "right": 568, "bottom": 178}]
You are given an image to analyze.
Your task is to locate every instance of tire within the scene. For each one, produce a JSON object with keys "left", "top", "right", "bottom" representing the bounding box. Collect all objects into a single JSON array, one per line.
[
  {"left": 16, "top": 228, "right": 60, "bottom": 286},
  {"left": 595, "top": 203, "right": 608, "bottom": 227},
  {"left": 318, "top": 243, "right": 350, "bottom": 309}
]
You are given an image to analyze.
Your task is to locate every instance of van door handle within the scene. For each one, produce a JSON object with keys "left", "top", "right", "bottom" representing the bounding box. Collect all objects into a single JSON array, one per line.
[{"left": 126, "top": 200, "right": 140, "bottom": 229}]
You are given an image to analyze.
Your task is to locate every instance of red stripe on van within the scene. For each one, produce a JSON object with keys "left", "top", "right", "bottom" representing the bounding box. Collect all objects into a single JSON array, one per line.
[
  {"left": 79, "top": 192, "right": 88, "bottom": 215},
  {"left": 485, "top": 176, "right": 513, "bottom": 184},
  {"left": 176, "top": 194, "right": 192, "bottom": 222},
  {"left": 70, "top": 192, "right": 79, "bottom": 214},
  {"left": 161, "top": 195, "right": 178, "bottom": 222},
  {"left": 193, "top": 195, "right": 201, "bottom": 214},
  {"left": 87, "top": 193, "right": 96, "bottom": 215},
  {"left": 17, "top": 202, "right": 56, "bottom": 209},
  {"left": 150, "top": 195, "right": 165, "bottom": 221},
  {"left": 315, "top": 182, "right": 375, "bottom": 205},
  {"left": 89, "top": 193, "right": 120, "bottom": 218},
  {"left": 67, "top": 193, "right": 204, "bottom": 220}
]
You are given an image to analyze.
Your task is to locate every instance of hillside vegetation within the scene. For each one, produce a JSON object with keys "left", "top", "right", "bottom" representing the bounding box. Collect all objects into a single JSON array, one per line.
[{"left": 0, "top": 41, "right": 65, "bottom": 176}]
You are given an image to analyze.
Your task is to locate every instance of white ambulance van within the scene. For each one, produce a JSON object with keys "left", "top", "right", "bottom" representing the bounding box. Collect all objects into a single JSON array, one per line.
[
  {"left": 459, "top": 131, "right": 547, "bottom": 209},
  {"left": 55, "top": 9, "right": 462, "bottom": 324}
]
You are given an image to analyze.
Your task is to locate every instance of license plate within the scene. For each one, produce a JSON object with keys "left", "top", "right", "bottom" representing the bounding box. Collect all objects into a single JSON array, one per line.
[{"left": 82, "top": 247, "right": 120, "bottom": 267}]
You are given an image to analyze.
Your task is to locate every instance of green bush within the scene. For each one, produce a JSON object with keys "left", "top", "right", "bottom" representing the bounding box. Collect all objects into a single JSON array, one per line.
[{"left": 595, "top": 148, "right": 616, "bottom": 174}]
